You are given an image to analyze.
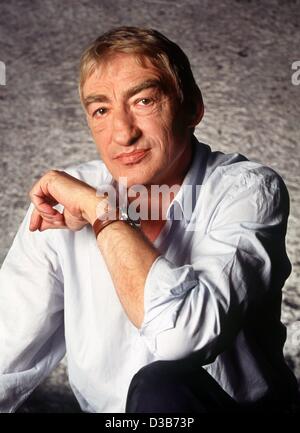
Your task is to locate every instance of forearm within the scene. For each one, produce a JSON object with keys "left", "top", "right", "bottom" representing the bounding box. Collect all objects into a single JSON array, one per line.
[
  {"left": 28, "top": 172, "right": 161, "bottom": 328},
  {"left": 96, "top": 221, "right": 160, "bottom": 328}
]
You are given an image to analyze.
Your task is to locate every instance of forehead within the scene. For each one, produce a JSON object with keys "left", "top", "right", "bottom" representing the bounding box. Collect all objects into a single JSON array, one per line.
[{"left": 82, "top": 53, "right": 165, "bottom": 97}]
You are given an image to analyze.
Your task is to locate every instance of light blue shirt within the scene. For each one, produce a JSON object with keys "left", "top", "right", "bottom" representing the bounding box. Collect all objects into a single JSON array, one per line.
[{"left": 0, "top": 138, "right": 297, "bottom": 412}]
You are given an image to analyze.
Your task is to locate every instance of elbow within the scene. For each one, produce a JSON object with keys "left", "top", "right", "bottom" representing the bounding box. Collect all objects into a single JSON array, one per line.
[
  {"left": 151, "top": 324, "right": 235, "bottom": 364},
  {"left": 142, "top": 306, "right": 239, "bottom": 363},
  {"left": 154, "top": 327, "right": 199, "bottom": 360}
]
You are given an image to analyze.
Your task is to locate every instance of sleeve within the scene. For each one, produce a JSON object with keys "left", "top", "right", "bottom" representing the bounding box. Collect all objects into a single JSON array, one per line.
[
  {"left": 139, "top": 167, "right": 292, "bottom": 362},
  {"left": 0, "top": 204, "right": 65, "bottom": 412}
]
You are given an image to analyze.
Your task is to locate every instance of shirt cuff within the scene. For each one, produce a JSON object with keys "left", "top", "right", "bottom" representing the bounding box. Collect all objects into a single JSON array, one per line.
[{"left": 139, "top": 256, "right": 198, "bottom": 354}]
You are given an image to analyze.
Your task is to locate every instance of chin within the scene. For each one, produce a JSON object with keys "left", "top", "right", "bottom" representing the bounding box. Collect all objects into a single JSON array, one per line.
[
  {"left": 119, "top": 175, "right": 151, "bottom": 189},
  {"left": 112, "top": 168, "right": 155, "bottom": 188}
]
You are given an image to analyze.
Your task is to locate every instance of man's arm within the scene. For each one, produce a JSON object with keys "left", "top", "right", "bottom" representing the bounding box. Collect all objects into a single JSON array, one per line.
[
  {"left": 0, "top": 204, "right": 65, "bottom": 412},
  {"left": 28, "top": 170, "right": 160, "bottom": 328},
  {"left": 137, "top": 166, "right": 292, "bottom": 361},
  {"left": 94, "top": 221, "right": 159, "bottom": 327},
  {"left": 28, "top": 166, "right": 291, "bottom": 363}
]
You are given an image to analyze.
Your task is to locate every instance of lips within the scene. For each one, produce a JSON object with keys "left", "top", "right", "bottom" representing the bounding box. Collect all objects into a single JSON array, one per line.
[{"left": 115, "top": 149, "right": 150, "bottom": 165}]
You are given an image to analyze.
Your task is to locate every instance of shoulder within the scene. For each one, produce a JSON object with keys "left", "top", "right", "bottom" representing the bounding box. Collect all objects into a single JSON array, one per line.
[
  {"left": 195, "top": 143, "right": 289, "bottom": 225},
  {"left": 200, "top": 144, "right": 287, "bottom": 199}
]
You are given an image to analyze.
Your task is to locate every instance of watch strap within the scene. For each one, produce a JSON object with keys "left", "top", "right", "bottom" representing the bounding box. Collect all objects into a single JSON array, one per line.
[{"left": 92, "top": 208, "right": 140, "bottom": 238}]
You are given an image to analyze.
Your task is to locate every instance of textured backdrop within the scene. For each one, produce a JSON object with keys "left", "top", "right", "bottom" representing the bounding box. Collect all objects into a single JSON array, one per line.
[{"left": 0, "top": 0, "right": 299, "bottom": 412}]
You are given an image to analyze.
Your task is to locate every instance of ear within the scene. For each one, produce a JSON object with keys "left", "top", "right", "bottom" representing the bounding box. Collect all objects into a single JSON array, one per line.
[{"left": 187, "top": 87, "right": 204, "bottom": 128}]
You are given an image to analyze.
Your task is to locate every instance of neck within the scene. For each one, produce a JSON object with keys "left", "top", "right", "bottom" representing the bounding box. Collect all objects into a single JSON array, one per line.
[{"left": 129, "top": 138, "right": 194, "bottom": 222}]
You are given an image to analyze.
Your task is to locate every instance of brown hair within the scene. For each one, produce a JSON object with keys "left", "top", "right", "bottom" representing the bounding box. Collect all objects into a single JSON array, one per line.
[{"left": 79, "top": 26, "right": 203, "bottom": 114}]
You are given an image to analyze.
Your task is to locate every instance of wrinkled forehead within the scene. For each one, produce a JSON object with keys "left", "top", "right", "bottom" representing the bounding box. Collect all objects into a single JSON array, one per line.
[
  {"left": 89, "top": 53, "right": 155, "bottom": 80},
  {"left": 81, "top": 52, "right": 177, "bottom": 99}
]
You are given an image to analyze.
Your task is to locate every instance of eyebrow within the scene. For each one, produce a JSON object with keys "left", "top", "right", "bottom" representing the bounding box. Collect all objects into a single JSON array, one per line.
[{"left": 83, "top": 79, "right": 163, "bottom": 109}]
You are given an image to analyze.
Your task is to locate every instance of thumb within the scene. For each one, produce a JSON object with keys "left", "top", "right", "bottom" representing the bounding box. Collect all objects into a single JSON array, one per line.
[{"left": 39, "top": 219, "right": 67, "bottom": 231}]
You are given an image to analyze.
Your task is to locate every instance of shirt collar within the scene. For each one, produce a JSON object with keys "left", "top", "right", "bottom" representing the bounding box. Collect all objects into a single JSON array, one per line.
[
  {"left": 166, "top": 136, "right": 210, "bottom": 225},
  {"left": 105, "top": 136, "right": 210, "bottom": 225}
]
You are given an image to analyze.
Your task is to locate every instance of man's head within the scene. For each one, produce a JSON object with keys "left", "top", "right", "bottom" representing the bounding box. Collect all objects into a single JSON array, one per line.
[{"left": 79, "top": 26, "right": 204, "bottom": 187}]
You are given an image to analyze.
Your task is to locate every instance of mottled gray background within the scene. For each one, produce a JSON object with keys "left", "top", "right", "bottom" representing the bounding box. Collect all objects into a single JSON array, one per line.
[{"left": 0, "top": 0, "right": 299, "bottom": 413}]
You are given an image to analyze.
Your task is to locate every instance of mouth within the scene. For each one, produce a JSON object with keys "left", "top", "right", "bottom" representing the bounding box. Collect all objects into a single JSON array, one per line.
[{"left": 115, "top": 149, "right": 150, "bottom": 165}]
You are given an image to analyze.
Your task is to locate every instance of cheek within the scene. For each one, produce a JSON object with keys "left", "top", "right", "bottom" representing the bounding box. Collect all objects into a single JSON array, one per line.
[
  {"left": 140, "top": 116, "right": 170, "bottom": 143},
  {"left": 90, "top": 121, "right": 108, "bottom": 137},
  {"left": 90, "top": 125, "right": 112, "bottom": 154}
]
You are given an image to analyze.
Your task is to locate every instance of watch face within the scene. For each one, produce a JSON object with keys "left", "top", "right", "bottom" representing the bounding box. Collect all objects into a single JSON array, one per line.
[
  {"left": 119, "top": 206, "right": 141, "bottom": 227},
  {"left": 119, "top": 208, "right": 128, "bottom": 221}
]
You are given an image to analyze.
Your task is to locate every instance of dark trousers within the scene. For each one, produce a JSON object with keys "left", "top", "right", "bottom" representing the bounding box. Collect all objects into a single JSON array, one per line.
[{"left": 125, "top": 358, "right": 300, "bottom": 413}]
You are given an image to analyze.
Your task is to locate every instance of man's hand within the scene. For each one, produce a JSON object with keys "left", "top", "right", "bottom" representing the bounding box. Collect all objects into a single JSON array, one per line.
[
  {"left": 29, "top": 169, "right": 160, "bottom": 328},
  {"left": 29, "top": 170, "right": 101, "bottom": 232}
]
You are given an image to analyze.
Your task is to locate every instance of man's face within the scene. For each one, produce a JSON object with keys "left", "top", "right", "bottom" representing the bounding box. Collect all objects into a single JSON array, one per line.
[{"left": 82, "top": 53, "right": 192, "bottom": 188}]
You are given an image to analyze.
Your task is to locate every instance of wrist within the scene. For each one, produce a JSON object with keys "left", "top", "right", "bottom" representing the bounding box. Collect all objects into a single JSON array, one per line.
[
  {"left": 93, "top": 206, "right": 141, "bottom": 239},
  {"left": 82, "top": 190, "right": 103, "bottom": 225}
]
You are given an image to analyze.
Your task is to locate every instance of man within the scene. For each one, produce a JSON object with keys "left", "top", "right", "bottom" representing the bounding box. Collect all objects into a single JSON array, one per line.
[{"left": 0, "top": 26, "right": 299, "bottom": 413}]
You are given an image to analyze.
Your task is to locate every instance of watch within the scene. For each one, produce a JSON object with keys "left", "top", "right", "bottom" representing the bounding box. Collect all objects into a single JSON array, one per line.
[{"left": 92, "top": 206, "right": 141, "bottom": 238}]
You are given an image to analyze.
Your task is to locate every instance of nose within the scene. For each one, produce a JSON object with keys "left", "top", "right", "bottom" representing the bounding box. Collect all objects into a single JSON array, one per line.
[{"left": 112, "top": 108, "right": 141, "bottom": 146}]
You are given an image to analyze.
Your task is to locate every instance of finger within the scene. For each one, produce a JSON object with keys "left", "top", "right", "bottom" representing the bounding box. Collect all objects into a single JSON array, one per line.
[
  {"left": 33, "top": 198, "right": 57, "bottom": 216},
  {"left": 39, "top": 219, "right": 67, "bottom": 231},
  {"left": 38, "top": 209, "right": 65, "bottom": 222},
  {"left": 39, "top": 215, "right": 64, "bottom": 225},
  {"left": 39, "top": 210, "right": 66, "bottom": 229},
  {"left": 34, "top": 202, "right": 59, "bottom": 215},
  {"left": 29, "top": 207, "right": 65, "bottom": 231},
  {"left": 30, "top": 178, "right": 58, "bottom": 215},
  {"left": 29, "top": 208, "right": 43, "bottom": 231}
]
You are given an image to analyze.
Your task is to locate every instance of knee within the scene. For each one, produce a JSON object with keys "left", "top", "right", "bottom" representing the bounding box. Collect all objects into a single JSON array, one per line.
[
  {"left": 129, "top": 361, "right": 171, "bottom": 391},
  {"left": 125, "top": 361, "right": 178, "bottom": 413}
]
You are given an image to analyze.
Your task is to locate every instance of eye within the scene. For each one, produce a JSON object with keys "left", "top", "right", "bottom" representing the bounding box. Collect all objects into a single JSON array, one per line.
[
  {"left": 137, "top": 98, "right": 153, "bottom": 106},
  {"left": 93, "top": 107, "right": 108, "bottom": 117}
]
